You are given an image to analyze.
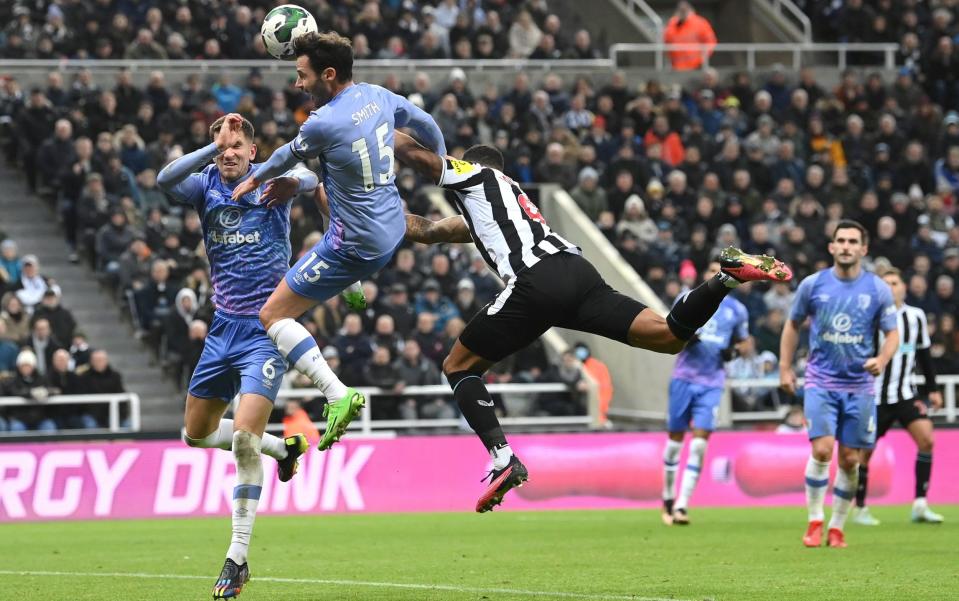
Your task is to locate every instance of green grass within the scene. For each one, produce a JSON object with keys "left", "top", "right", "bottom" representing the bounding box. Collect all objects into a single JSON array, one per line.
[{"left": 1, "top": 506, "right": 955, "bottom": 601}]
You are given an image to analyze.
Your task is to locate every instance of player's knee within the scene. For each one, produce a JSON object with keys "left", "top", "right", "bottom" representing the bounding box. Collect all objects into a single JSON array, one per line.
[
  {"left": 182, "top": 429, "right": 202, "bottom": 447},
  {"left": 918, "top": 435, "right": 934, "bottom": 453},
  {"left": 442, "top": 355, "right": 461, "bottom": 377},
  {"left": 233, "top": 430, "right": 261, "bottom": 466}
]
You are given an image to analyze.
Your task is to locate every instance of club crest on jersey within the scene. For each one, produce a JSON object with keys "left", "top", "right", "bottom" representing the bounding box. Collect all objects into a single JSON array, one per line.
[
  {"left": 858, "top": 294, "right": 871, "bottom": 310},
  {"left": 218, "top": 207, "right": 242, "bottom": 229}
]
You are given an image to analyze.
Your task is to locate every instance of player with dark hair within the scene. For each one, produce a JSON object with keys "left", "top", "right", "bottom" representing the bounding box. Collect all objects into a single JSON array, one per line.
[
  {"left": 394, "top": 133, "right": 792, "bottom": 512},
  {"left": 781, "top": 220, "right": 899, "bottom": 548},
  {"left": 854, "top": 268, "right": 944, "bottom": 525},
  {"left": 158, "top": 113, "right": 316, "bottom": 598},
  {"left": 231, "top": 31, "right": 446, "bottom": 452}
]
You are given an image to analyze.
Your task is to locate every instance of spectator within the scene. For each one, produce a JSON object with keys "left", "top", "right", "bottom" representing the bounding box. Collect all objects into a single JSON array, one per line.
[
  {"left": 96, "top": 210, "right": 135, "bottom": 274},
  {"left": 0, "top": 321, "right": 17, "bottom": 373},
  {"left": 454, "top": 278, "right": 481, "bottom": 322},
  {"left": 78, "top": 349, "right": 124, "bottom": 395},
  {"left": 508, "top": 10, "right": 542, "bottom": 58},
  {"left": 573, "top": 342, "right": 612, "bottom": 424},
  {"left": 536, "top": 143, "right": 576, "bottom": 190},
  {"left": 413, "top": 312, "right": 445, "bottom": 366},
  {"left": 414, "top": 279, "right": 460, "bottom": 333},
  {"left": 371, "top": 314, "right": 403, "bottom": 360},
  {"left": 133, "top": 260, "right": 178, "bottom": 336},
  {"left": 335, "top": 313, "right": 374, "bottom": 383},
  {"left": 570, "top": 167, "right": 608, "bottom": 220},
  {"left": 31, "top": 290, "right": 76, "bottom": 344},
  {"left": 1, "top": 350, "right": 56, "bottom": 431},
  {"left": 0, "top": 240, "right": 21, "bottom": 296},
  {"left": 663, "top": 1, "right": 717, "bottom": 71},
  {"left": 16, "top": 255, "right": 60, "bottom": 310}
]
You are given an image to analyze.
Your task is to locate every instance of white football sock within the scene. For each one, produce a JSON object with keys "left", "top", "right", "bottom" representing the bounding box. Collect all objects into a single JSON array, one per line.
[
  {"left": 675, "top": 437, "right": 707, "bottom": 510},
  {"left": 491, "top": 444, "right": 513, "bottom": 470},
  {"left": 182, "top": 418, "right": 288, "bottom": 460},
  {"left": 227, "top": 430, "right": 263, "bottom": 565},
  {"left": 268, "top": 318, "right": 347, "bottom": 402},
  {"left": 182, "top": 419, "right": 234, "bottom": 450},
  {"left": 662, "top": 439, "right": 683, "bottom": 501},
  {"left": 829, "top": 465, "right": 858, "bottom": 531},
  {"left": 805, "top": 456, "right": 830, "bottom": 522}
]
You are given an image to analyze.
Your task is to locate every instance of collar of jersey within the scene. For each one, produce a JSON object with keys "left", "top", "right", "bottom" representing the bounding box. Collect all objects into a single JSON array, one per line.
[{"left": 326, "top": 81, "right": 358, "bottom": 106}]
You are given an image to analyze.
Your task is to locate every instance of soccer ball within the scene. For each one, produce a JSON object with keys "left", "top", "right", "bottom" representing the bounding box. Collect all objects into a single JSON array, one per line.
[{"left": 261, "top": 4, "right": 318, "bottom": 60}]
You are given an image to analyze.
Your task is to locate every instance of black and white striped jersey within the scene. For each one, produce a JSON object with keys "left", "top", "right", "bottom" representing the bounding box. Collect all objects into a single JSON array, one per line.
[
  {"left": 438, "top": 158, "right": 580, "bottom": 283},
  {"left": 874, "top": 304, "right": 930, "bottom": 405}
]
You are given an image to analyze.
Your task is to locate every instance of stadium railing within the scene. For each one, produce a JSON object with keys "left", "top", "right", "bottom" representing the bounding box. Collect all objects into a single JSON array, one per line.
[
  {"left": 0, "top": 42, "right": 898, "bottom": 78},
  {"left": 0, "top": 393, "right": 141, "bottom": 437},
  {"left": 608, "top": 42, "right": 900, "bottom": 71},
  {"left": 756, "top": 0, "right": 813, "bottom": 43},
  {"left": 609, "top": 375, "right": 959, "bottom": 426},
  {"left": 726, "top": 375, "right": 959, "bottom": 424},
  {"left": 260, "top": 383, "right": 598, "bottom": 435},
  {"left": 613, "top": 0, "right": 664, "bottom": 44}
]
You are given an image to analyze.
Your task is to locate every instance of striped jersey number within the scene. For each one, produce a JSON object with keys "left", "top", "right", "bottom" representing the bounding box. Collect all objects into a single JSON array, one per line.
[
  {"left": 351, "top": 122, "right": 394, "bottom": 191},
  {"left": 518, "top": 193, "right": 546, "bottom": 225},
  {"left": 298, "top": 251, "right": 329, "bottom": 283}
]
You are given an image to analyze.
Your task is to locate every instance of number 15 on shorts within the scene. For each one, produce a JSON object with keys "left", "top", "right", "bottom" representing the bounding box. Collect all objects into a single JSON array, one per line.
[{"left": 298, "top": 252, "right": 329, "bottom": 283}]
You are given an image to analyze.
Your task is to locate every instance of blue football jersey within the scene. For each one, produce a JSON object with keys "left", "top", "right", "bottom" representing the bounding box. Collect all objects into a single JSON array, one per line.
[
  {"left": 672, "top": 295, "right": 750, "bottom": 387},
  {"left": 790, "top": 268, "right": 898, "bottom": 393},
  {"left": 289, "top": 83, "right": 437, "bottom": 259},
  {"left": 179, "top": 163, "right": 291, "bottom": 316}
]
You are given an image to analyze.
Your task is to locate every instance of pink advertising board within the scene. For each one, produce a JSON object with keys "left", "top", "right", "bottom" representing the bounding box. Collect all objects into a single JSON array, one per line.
[{"left": 1, "top": 431, "right": 957, "bottom": 522}]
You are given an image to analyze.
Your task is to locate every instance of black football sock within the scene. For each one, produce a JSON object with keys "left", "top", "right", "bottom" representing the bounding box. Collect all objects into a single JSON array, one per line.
[
  {"left": 666, "top": 275, "right": 734, "bottom": 340},
  {"left": 855, "top": 465, "right": 868, "bottom": 508},
  {"left": 916, "top": 452, "right": 932, "bottom": 499},
  {"left": 448, "top": 370, "right": 507, "bottom": 451}
]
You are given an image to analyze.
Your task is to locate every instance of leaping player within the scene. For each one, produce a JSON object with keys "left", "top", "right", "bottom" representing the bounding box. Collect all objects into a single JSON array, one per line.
[
  {"left": 393, "top": 132, "right": 792, "bottom": 513},
  {"left": 158, "top": 114, "right": 315, "bottom": 598},
  {"left": 231, "top": 31, "right": 446, "bottom": 453}
]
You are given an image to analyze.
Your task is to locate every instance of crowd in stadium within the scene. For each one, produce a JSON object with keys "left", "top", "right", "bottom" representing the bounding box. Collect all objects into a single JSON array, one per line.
[
  {"left": 0, "top": 1, "right": 602, "bottom": 62},
  {"left": 2, "top": 0, "right": 959, "bottom": 431}
]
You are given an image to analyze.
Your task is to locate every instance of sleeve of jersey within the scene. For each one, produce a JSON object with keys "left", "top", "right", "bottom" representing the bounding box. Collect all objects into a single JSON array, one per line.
[
  {"left": 156, "top": 142, "right": 218, "bottom": 207},
  {"left": 438, "top": 158, "right": 485, "bottom": 191},
  {"left": 918, "top": 311, "right": 932, "bottom": 349},
  {"left": 877, "top": 282, "right": 898, "bottom": 332},
  {"left": 391, "top": 92, "right": 447, "bottom": 155},
  {"left": 788, "top": 275, "right": 813, "bottom": 322}
]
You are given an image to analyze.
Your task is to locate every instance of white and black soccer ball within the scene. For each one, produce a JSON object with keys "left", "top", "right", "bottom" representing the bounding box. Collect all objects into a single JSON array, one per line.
[{"left": 261, "top": 4, "right": 318, "bottom": 60}]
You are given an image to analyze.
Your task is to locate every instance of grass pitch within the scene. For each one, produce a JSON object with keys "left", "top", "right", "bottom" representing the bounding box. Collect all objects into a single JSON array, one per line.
[{"left": 1, "top": 506, "right": 955, "bottom": 601}]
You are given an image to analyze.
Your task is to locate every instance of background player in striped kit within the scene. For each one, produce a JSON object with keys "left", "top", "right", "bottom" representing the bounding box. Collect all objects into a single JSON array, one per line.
[
  {"left": 853, "top": 268, "right": 945, "bottom": 525},
  {"left": 395, "top": 133, "right": 792, "bottom": 513},
  {"left": 662, "top": 260, "right": 751, "bottom": 526},
  {"left": 780, "top": 220, "right": 899, "bottom": 548}
]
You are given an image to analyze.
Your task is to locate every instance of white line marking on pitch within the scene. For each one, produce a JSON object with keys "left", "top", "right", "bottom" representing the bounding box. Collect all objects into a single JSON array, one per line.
[{"left": 0, "top": 569, "right": 694, "bottom": 601}]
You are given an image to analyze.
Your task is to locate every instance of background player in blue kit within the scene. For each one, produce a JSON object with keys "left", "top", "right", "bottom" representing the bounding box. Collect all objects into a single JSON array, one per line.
[
  {"left": 231, "top": 32, "right": 446, "bottom": 451},
  {"left": 780, "top": 220, "right": 899, "bottom": 549},
  {"left": 158, "top": 113, "right": 317, "bottom": 599},
  {"left": 663, "top": 260, "right": 750, "bottom": 526}
]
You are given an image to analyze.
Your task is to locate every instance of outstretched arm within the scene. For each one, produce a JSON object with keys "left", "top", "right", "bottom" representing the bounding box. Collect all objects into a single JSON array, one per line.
[
  {"left": 405, "top": 213, "right": 472, "bottom": 244},
  {"left": 393, "top": 93, "right": 447, "bottom": 155},
  {"left": 394, "top": 131, "right": 444, "bottom": 182}
]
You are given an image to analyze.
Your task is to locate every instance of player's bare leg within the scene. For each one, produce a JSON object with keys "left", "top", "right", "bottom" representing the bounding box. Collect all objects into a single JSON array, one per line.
[
  {"left": 260, "top": 279, "right": 364, "bottom": 450},
  {"left": 182, "top": 394, "right": 306, "bottom": 481},
  {"left": 672, "top": 428, "right": 711, "bottom": 525},
  {"left": 662, "top": 431, "right": 684, "bottom": 524},
  {"left": 906, "top": 417, "right": 943, "bottom": 523},
  {"left": 443, "top": 340, "right": 529, "bottom": 512},
  {"left": 853, "top": 447, "right": 881, "bottom": 526}
]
